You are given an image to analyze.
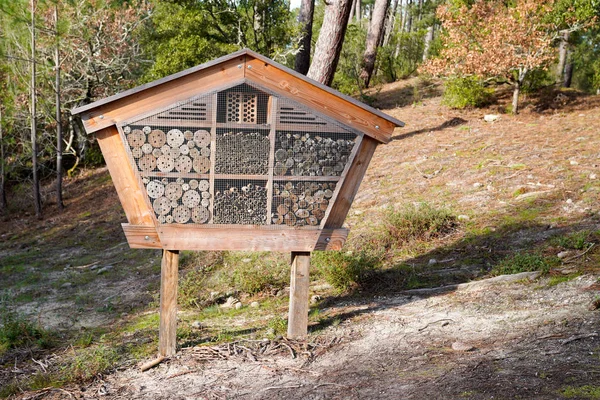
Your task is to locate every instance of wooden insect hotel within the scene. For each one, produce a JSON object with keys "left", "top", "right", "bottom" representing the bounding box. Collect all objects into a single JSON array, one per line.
[{"left": 72, "top": 49, "right": 404, "bottom": 357}]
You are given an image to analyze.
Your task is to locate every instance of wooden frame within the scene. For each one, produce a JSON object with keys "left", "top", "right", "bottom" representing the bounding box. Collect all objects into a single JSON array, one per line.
[{"left": 72, "top": 49, "right": 404, "bottom": 351}]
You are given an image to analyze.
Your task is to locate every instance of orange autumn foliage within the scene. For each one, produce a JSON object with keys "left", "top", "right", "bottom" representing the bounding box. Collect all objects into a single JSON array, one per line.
[{"left": 422, "top": 0, "right": 556, "bottom": 81}]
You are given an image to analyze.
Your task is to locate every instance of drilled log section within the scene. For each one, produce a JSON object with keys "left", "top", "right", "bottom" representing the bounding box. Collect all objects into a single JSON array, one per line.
[
  {"left": 159, "top": 249, "right": 179, "bottom": 357},
  {"left": 274, "top": 132, "right": 355, "bottom": 177},
  {"left": 271, "top": 181, "right": 335, "bottom": 227},
  {"left": 288, "top": 251, "right": 311, "bottom": 339}
]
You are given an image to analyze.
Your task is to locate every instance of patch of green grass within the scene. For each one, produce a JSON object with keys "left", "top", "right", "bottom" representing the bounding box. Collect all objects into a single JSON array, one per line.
[
  {"left": 66, "top": 344, "right": 120, "bottom": 381},
  {"left": 312, "top": 250, "right": 382, "bottom": 292},
  {"left": 0, "top": 307, "right": 54, "bottom": 355},
  {"left": 381, "top": 203, "right": 456, "bottom": 248},
  {"left": 224, "top": 252, "right": 288, "bottom": 295},
  {"left": 179, "top": 268, "right": 210, "bottom": 308},
  {"left": 123, "top": 313, "right": 159, "bottom": 334},
  {"left": 491, "top": 252, "right": 559, "bottom": 276},
  {"left": 552, "top": 230, "right": 594, "bottom": 250},
  {"left": 266, "top": 316, "right": 287, "bottom": 338},
  {"left": 545, "top": 273, "right": 581, "bottom": 288},
  {"left": 560, "top": 385, "right": 600, "bottom": 399}
]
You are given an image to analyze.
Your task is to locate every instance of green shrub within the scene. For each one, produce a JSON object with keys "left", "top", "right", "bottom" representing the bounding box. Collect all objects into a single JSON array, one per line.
[
  {"left": 179, "top": 269, "right": 209, "bottom": 308},
  {"left": 521, "top": 68, "right": 554, "bottom": 94},
  {"left": 312, "top": 250, "right": 382, "bottom": 292},
  {"left": 442, "top": 76, "right": 494, "bottom": 109},
  {"left": 382, "top": 203, "right": 456, "bottom": 247},
  {"left": 225, "top": 252, "right": 288, "bottom": 295},
  {"left": 66, "top": 344, "right": 120, "bottom": 381},
  {"left": 0, "top": 307, "right": 52, "bottom": 354},
  {"left": 552, "top": 230, "right": 593, "bottom": 250},
  {"left": 491, "top": 252, "right": 558, "bottom": 276},
  {"left": 560, "top": 385, "right": 600, "bottom": 399}
]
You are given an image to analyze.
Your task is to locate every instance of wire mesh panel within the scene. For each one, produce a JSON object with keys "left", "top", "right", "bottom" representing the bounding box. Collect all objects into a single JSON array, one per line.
[
  {"left": 120, "top": 81, "right": 361, "bottom": 228},
  {"left": 215, "top": 128, "right": 270, "bottom": 175},
  {"left": 213, "top": 179, "right": 268, "bottom": 225}
]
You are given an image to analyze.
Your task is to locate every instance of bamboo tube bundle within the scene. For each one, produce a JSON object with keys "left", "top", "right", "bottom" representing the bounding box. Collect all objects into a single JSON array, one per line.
[
  {"left": 213, "top": 182, "right": 268, "bottom": 225},
  {"left": 271, "top": 181, "right": 336, "bottom": 227},
  {"left": 215, "top": 131, "right": 269, "bottom": 175}
]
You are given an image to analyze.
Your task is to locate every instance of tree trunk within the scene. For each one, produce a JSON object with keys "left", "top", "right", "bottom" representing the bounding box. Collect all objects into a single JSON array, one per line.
[
  {"left": 512, "top": 81, "right": 520, "bottom": 114},
  {"left": 405, "top": 0, "right": 413, "bottom": 32},
  {"left": 349, "top": 0, "right": 356, "bottom": 21},
  {"left": 294, "top": 0, "right": 315, "bottom": 75},
  {"left": 355, "top": 0, "right": 361, "bottom": 23},
  {"left": 556, "top": 30, "right": 569, "bottom": 85},
  {"left": 359, "top": 0, "right": 389, "bottom": 88},
  {"left": 0, "top": 106, "right": 6, "bottom": 214},
  {"left": 512, "top": 68, "right": 527, "bottom": 115},
  {"left": 422, "top": 25, "right": 434, "bottom": 61},
  {"left": 55, "top": 5, "right": 63, "bottom": 211},
  {"left": 31, "top": 0, "right": 42, "bottom": 219},
  {"left": 307, "top": 0, "right": 353, "bottom": 86},
  {"left": 563, "top": 59, "right": 573, "bottom": 88},
  {"left": 383, "top": 0, "right": 399, "bottom": 46}
]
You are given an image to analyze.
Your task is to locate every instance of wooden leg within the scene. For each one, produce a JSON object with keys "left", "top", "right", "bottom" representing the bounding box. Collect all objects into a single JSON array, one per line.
[
  {"left": 159, "top": 249, "right": 179, "bottom": 356},
  {"left": 287, "top": 251, "right": 310, "bottom": 339}
]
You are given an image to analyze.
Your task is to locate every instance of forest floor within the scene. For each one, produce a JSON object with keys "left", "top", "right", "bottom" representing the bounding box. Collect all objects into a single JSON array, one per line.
[{"left": 1, "top": 78, "right": 599, "bottom": 399}]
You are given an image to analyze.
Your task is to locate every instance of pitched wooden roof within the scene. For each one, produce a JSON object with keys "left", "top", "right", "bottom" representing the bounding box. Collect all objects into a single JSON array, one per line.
[{"left": 72, "top": 49, "right": 404, "bottom": 143}]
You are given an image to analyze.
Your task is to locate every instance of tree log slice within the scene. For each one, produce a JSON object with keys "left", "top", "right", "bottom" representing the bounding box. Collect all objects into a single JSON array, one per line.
[
  {"left": 146, "top": 180, "right": 165, "bottom": 199},
  {"left": 167, "top": 129, "right": 185, "bottom": 147},
  {"left": 172, "top": 205, "right": 190, "bottom": 223},
  {"left": 148, "top": 129, "right": 166, "bottom": 147}
]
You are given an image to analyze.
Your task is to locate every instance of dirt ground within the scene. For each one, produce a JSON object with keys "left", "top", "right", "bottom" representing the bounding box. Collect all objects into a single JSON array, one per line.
[
  {"left": 50, "top": 271, "right": 600, "bottom": 399},
  {"left": 2, "top": 79, "right": 600, "bottom": 399}
]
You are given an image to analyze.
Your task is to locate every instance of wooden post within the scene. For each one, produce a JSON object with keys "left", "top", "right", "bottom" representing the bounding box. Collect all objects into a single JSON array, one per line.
[
  {"left": 159, "top": 249, "right": 179, "bottom": 356},
  {"left": 287, "top": 251, "right": 311, "bottom": 339}
]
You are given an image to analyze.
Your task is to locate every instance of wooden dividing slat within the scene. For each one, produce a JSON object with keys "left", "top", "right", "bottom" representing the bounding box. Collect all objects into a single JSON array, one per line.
[
  {"left": 209, "top": 92, "right": 218, "bottom": 224},
  {"left": 215, "top": 122, "right": 271, "bottom": 130},
  {"left": 213, "top": 174, "right": 268, "bottom": 181},
  {"left": 266, "top": 96, "right": 278, "bottom": 225},
  {"left": 272, "top": 175, "right": 340, "bottom": 182},
  {"left": 141, "top": 172, "right": 210, "bottom": 180}
]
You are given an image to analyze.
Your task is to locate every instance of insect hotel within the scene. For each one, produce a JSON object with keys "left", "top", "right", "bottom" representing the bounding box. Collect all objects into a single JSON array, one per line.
[{"left": 71, "top": 49, "right": 404, "bottom": 357}]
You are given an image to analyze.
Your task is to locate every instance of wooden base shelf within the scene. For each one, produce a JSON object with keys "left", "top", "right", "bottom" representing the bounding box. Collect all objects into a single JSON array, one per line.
[{"left": 122, "top": 223, "right": 348, "bottom": 251}]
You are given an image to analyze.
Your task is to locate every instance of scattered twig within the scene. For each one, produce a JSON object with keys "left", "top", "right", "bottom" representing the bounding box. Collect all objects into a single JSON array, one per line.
[
  {"left": 313, "top": 382, "right": 348, "bottom": 389},
  {"left": 418, "top": 319, "right": 454, "bottom": 332},
  {"left": 262, "top": 384, "right": 303, "bottom": 391},
  {"left": 563, "top": 243, "right": 595, "bottom": 263},
  {"left": 23, "top": 388, "right": 74, "bottom": 400},
  {"left": 166, "top": 369, "right": 199, "bottom": 380},
  {"left": 560, "top": 332, "right": 598, "bottom": 345},
  {"left": 281, "top": 341, "right": 296, "bottom": 359},
  {"left": 140, "top": 356, "right": 166, "bottom": 372},
  {"left": 74, "top": 261, "right": 100, "bottom": 270},
  {"left": 31, "top": 358, "right": 48, "bottom": 373}
]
